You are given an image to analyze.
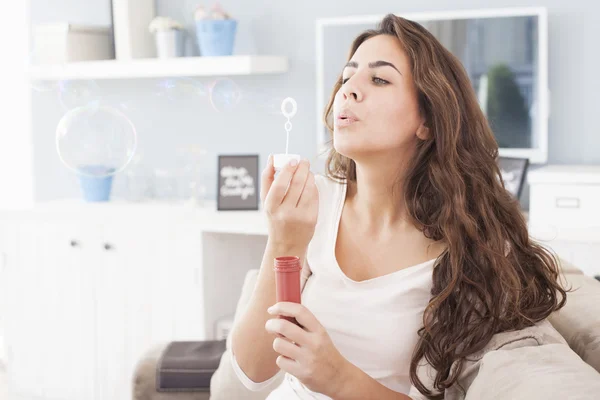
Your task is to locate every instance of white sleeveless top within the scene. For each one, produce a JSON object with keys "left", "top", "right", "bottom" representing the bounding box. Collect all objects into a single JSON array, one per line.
[{"left": 231, "top": 174, "right": 436, "bottom": 399}]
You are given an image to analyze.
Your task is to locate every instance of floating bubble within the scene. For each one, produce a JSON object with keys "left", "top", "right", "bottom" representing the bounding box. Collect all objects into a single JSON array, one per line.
[
  {"left": 56, "top": 104, "right": 137, "bottom": 178},
  {"left": 58, "top": 80, "right": 101, "bottom": 110},
  {"left": 29, "top": 73, "right": 58, "bottom": 93},
  {"left": 209, "top": 78, "right": 242, "bottom": 112},
  {"left": 154, "top": 77, "right": 207, "bottom": 102},
  {"left": 31, "top": 80, "right": 59, "bottom": 93}
]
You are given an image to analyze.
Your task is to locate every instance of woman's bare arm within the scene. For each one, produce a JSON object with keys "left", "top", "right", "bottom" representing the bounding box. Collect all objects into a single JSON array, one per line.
[{"left": 230, "top": 241, "right": 306, "bottom": 383}]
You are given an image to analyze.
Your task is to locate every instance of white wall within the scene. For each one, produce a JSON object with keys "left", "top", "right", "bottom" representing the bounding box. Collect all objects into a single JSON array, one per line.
[
  {"left": 0, "top": 0, "right": 34, "bottom": 209},
  {"left": 0, "top": 0, "right": 32, "bottom": 368},
  {"left": 28, "top": 0, "right": 600, "bottom": 204}
]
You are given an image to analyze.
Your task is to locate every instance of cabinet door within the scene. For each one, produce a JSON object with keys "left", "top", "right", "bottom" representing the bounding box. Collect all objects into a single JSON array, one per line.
[
  {"left": 7, "top": 218, "right": 96, "bottom": 400},
  {"left": 93, "top": 222, "right": 130, "bottom": 400},
  {"left": 94, "top": 218, "right": 204, "bottom": 400}
]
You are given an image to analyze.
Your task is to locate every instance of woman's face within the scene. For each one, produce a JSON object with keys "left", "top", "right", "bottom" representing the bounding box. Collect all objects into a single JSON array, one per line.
[{"left": 333, "top": 34, "right": 426, "bottom": 160}]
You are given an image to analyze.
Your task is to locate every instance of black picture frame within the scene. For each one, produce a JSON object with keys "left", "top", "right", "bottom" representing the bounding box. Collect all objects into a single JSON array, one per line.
[
  {"left": 498, "top": 156, "right": 530, "bottom": 199},
  {"left": 217, "top": 155, "right": 260, "bottom": 211}
]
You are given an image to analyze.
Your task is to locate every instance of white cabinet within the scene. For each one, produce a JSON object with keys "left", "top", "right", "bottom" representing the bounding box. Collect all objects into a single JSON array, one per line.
[
  {"left": 5, "top": 217, "right": 97, "bottom": 400},
  {"left": 538, "top": 238, "right": 600, "bottom": 277},
  {"left": 528, "top": 165, "right": 600, "bottom": 231},
  {"left": 0, "top": 204, "right": 267, "bottom": 400},
  {"left": 569, "top": 243, "right": 600, "bottom": 277},
  {"left": 93, "top": 219, "right": 205, "bottom": 400},
  {"left": 528, "top": 165, "right": 600, "bottom": 278}
]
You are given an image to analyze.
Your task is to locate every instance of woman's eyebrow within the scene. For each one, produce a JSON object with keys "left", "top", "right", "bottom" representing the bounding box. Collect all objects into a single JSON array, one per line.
[{"left": 344, "top": 60, "right": 402, "bottom": 75}]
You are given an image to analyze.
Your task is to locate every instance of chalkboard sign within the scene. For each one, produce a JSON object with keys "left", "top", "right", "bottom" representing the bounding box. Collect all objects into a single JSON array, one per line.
[{"left": 217, "top": 155, "right": 260, "bottom": 211}]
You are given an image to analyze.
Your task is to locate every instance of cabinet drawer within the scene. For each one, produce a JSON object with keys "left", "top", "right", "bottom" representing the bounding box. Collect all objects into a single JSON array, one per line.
[{"left": 529, "top": 184, "right": 600, "bottom": 229}]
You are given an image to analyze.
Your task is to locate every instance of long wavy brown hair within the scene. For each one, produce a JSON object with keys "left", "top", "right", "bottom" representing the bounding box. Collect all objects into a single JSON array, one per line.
[{"left": 323, "top": 14, "right": 568, "bottom": 399}]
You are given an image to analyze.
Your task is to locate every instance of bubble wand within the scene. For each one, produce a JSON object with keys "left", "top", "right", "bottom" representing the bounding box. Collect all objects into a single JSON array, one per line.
[{"left": 273, "top": 97, "right": 301, "bottom": 171}]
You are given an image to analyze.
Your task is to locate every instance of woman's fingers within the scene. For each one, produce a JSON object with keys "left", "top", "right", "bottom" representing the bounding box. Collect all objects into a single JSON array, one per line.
[
  {"left": 266, "top": 317, "right": 308, "bottom": 345},
  {"left": 282, "top": 159, "right": 310, "bottom": 207},
  {"left": 263, "top": 158, "right": 300, "bottom": 210},
  {"left": 297, "top": 173, "right": 318, "bottom": 209},
  {"left": 272, "top": 337, "right": 303, "bottom": 361}
]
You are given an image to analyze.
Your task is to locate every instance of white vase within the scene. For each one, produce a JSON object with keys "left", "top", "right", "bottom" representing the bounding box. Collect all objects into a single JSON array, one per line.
[
  {"left": 155, "top": 30, "right": 185, "bottom": 58},
  {"left": 112, "top": 0, "right": 156, "bottom": 59}
]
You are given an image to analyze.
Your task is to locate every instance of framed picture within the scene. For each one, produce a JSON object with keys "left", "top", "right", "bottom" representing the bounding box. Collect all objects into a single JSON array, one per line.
[
  {"left": 217, "top": 155, "right": 260, "bottom": 211},
  {"left": 498, "top": 156, "right": 529, "bottom": 199}
]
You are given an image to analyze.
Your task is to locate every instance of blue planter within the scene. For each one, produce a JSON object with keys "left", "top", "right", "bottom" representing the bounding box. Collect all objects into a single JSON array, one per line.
[
  {"left": 195, "top": 19, "right": 237, "bottom": 56},
  {"left": 78, "top": 165, "right": 115, "bottom": 202}
]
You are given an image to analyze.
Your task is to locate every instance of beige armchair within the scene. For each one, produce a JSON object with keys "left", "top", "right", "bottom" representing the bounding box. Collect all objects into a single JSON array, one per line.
[{"left": 132, "top": 259, "right": 600, "bottom": 400}]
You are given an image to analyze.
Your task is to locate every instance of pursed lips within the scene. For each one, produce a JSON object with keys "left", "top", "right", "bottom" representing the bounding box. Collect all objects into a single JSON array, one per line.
[{"left": 335, "top": 110, "right": 360, "bottom": 126}]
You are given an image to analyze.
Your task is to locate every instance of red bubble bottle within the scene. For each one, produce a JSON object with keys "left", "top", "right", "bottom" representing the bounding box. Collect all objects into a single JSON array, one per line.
[{"left": 273, "top": 256, "right": 302, "bottom": 326}]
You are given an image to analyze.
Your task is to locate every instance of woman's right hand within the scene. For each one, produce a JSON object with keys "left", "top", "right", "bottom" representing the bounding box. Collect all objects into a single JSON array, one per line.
[{"left": 261, "top": 155, "right": 319, "bottom": 253}]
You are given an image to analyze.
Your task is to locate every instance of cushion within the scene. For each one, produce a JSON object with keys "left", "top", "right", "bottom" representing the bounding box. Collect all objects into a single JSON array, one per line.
[
  {"left": 464, "top": 343, "right": 600, "bottom": 399},
  {"left": 409, "top": 320, "right": 600, "bottom": 400},
  {"left": 157, "top": 340, "right": 226, "bottom": 391},
  {"left": 549, "top": 270, "right": 600, "bottom": 373},
  {"left": 132, "top": 343, "right": 210, "bottom": 400}
]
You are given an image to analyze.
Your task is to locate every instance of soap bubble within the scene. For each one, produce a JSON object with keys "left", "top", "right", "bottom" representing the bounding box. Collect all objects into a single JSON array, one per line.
[
  {"left": 209, "top": 78, "right": 242, "bottom": 112},
  {"left": 56, "top": 104, "right": 137, "bottom": 178},
  {"left": 29, "top": 74, "right": 58, "bottom": 93},
  {"left": 58, "top": 80, "right": 101, "bottom": 111},
  {"left": 31, "top": 80, "right": 59, "bottom": 93},
  {"left": 154, "top": 77, "right": 207, "bottom": 102}
]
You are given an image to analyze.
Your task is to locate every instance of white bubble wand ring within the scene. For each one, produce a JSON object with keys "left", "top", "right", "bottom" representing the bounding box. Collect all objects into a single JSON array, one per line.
[{"left": 273, "top": 97, "right": 301, "bottom": 171}]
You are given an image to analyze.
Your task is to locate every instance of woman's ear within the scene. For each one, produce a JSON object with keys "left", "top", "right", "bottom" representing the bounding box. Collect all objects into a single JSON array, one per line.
[{"left": 416, "top": 122, "right": 431, "bottom": 140}]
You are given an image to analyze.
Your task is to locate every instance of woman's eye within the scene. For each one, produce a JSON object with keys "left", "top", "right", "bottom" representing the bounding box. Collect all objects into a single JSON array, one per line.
[
  {"left": 341, "top": 77, "right": 388, "bottom": 85},
  {"left": 373, "top": 77, "right": 388, "bottom": 85}
]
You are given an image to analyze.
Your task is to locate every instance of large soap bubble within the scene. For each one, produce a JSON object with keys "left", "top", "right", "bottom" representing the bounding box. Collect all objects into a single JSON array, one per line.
[
  {"left": 209, "top": 78, "right": 242, "bottom": 112},
  {"left": 31, "top": 80, "right": 59, "bottom": 93},
  {"left": 56, "top": 104, "right": 137, "bottom": 178}
]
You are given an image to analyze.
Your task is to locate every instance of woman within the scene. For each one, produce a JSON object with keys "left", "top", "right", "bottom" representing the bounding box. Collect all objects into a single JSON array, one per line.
[{"left": 230, "top": 14, "right": 570, "bottom": 399}]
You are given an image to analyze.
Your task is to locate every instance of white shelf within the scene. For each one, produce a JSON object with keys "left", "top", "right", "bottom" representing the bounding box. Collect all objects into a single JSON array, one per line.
[
  {"left": 28, "top": 55, "right": 289, "bottom": 81},
  {"left": 0, "top": 200, "right": 269, "bottom": 236}
]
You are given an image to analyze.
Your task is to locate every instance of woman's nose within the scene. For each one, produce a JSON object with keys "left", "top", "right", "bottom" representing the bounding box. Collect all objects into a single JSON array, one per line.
[{"left": 342, "top": 80, "right": 362, "bottom": 102}]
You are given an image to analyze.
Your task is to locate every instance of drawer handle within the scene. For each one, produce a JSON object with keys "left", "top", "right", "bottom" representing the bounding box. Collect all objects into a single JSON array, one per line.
[{"left": 555, "top": 197, "right": 580, "bottom": 209}]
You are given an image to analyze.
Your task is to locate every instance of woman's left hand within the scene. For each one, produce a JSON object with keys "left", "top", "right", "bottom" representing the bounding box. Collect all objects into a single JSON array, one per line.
[{"left": 266, "top": 302, "right": 352, "bottom": 397}]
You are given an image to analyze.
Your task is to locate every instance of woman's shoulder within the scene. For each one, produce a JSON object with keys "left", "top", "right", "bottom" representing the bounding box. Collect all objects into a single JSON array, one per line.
[
  {"left": 313, "top": 174, "right": 346, "bottom": 214},
  {"left": 307, "top": 174, "right": 345, "bottom": 242},
  {"left": 314, "top": 173, "right": 346, "bottom": 198}
]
